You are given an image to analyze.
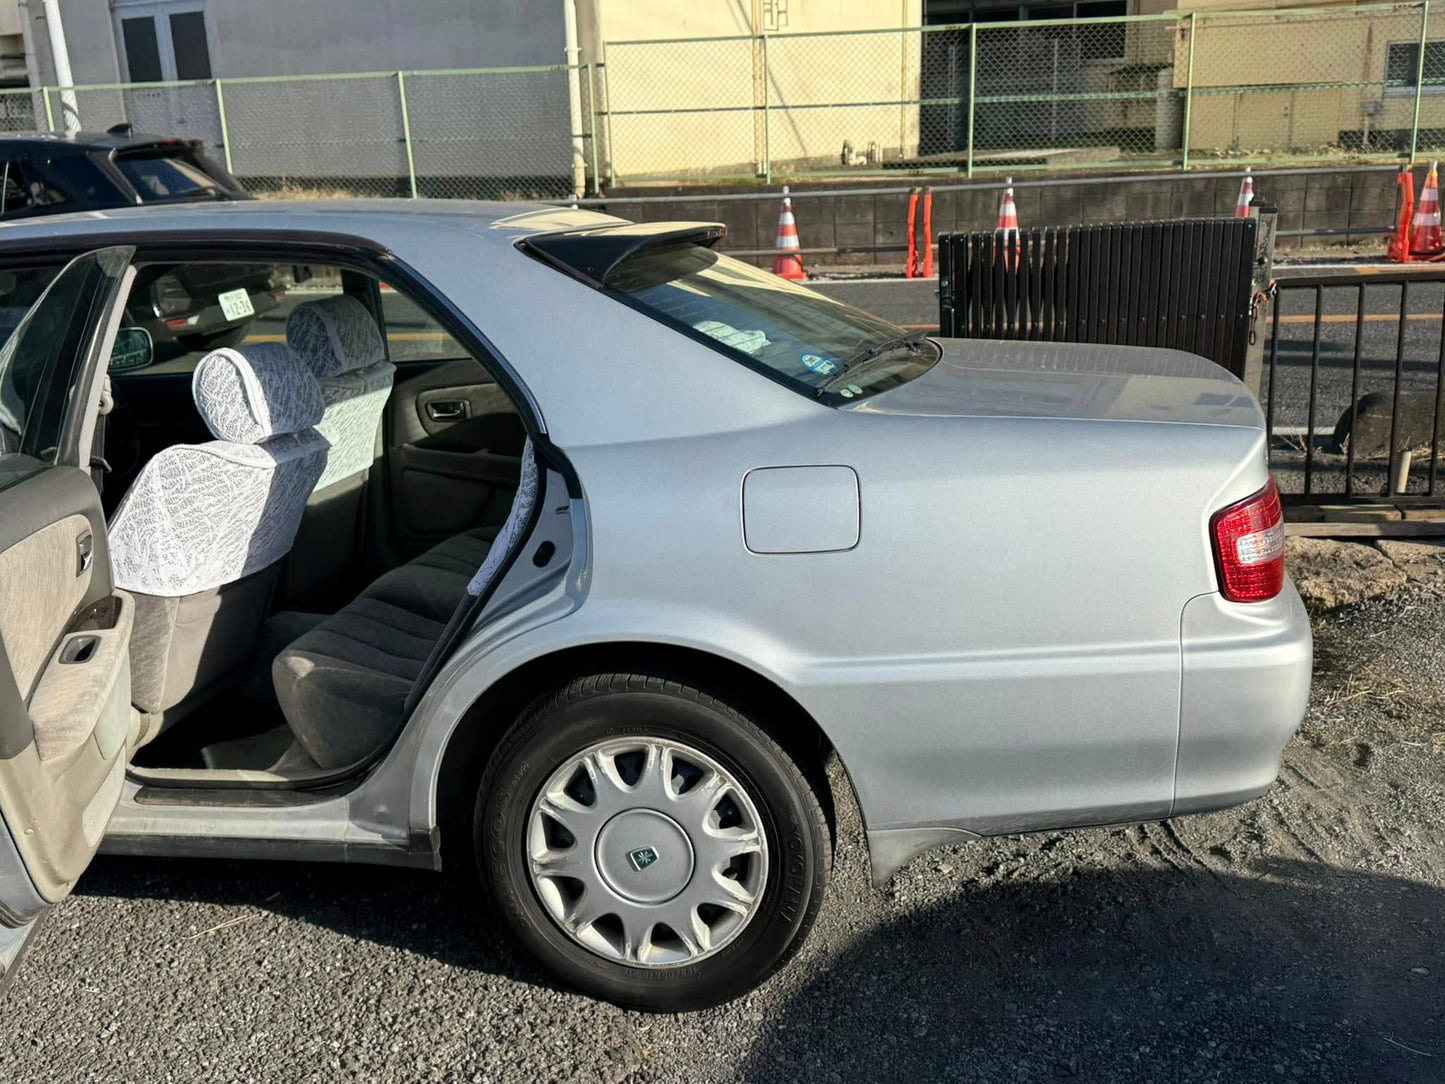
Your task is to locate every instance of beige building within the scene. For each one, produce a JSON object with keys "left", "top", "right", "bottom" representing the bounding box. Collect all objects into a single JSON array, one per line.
[
  {"left": 585, "top": 0, "right": 926, "bottom": 179},
  {"left": 590, "top": 0, "right": 1445, "bottom": 180},
  {"left": 1175, "top": 0, "right": 1437, "bottom": 159}
]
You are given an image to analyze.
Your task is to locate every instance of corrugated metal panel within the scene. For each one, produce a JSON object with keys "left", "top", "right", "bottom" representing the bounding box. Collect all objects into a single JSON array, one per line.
[{"left": 937, "top": 218, "right": 1258, "bottom": 378}]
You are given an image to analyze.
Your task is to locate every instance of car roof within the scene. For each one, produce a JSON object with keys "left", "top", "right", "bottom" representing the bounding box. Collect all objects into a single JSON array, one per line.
[
  {"left": 0, "top": 198, "right": 639, "bottom": 254},
  {"left": 0, "top": 129, "right": 197, "bottom": 152}
]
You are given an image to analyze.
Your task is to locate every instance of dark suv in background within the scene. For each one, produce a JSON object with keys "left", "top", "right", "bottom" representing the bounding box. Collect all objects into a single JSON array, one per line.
[
  {"left": 0, "top": 125, "right": 247, "bottom": 217},
  {"left": 0, "top": 126, "right": 277, "bottom": 352}
]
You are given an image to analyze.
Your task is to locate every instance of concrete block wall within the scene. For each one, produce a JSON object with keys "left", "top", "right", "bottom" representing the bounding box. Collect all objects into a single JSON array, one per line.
[{"left": 601, "top": 167, "right": 1405, "bottom": 268}]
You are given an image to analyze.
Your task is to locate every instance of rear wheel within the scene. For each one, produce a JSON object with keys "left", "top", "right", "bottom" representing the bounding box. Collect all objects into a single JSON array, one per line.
[{"left": 475, "top": 673, "right": 828, "bottom": 1011}]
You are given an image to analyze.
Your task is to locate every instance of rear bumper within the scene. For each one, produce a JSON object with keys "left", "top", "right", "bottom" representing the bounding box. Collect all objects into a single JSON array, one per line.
[{"left": 1172, "top": 576, "right": 1313, "bottom": 816}]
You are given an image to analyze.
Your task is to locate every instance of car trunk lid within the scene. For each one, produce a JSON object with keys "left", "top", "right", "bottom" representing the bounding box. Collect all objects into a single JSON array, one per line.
[{"left": 848, "top": 338, "right": 1264, "bottom": 430}]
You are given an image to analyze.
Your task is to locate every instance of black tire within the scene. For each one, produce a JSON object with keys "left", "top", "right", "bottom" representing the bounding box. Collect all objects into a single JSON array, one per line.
[{"left": 475, "top": 672, "right": 829, "bottom": 1011}]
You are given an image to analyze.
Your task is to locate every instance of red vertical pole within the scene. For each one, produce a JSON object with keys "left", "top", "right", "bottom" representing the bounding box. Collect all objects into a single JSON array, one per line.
[
  {"left": 905, "top": 188, "right": 919, "bottom": 278},
  {"left": 922, "top": 187, "right": 934, "bottom": 278}
]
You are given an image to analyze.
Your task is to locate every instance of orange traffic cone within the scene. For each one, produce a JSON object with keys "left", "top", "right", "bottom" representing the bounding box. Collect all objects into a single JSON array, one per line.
[
  {"left": 905, "top": 188, "right": 920, "bottom": 279},
  {"left": 1388, "top": 165, "right": 1415, "bottom": 263},
  {"left": 772, "top": 186, "right": 805, "bottom": 281},
  {"left": 1234, "top": 172, "right": 1254, "bottom": 219},
  {"left": 1410, "top": 161, "right": 1443, "bottom": 257},
  {"left": 996, "top": 178, "right": 1019, "bottom": 269}
]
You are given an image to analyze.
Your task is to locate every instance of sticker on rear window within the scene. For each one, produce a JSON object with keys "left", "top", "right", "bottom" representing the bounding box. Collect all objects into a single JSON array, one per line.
[
  {"left": 694, "top": 319, "right": 768, "bottom": 355},
  {"left": 800, "top": 353, "right": 838, "bottom": 375}
]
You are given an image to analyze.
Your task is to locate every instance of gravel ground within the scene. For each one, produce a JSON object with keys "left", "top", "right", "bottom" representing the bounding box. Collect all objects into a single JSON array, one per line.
[{"left": 4, "top": 587, "right": 1444, "bottom": 1083}]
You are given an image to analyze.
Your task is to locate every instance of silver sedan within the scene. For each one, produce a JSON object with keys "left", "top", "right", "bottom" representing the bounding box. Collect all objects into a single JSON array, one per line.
[{"left": 0, "top": 201, "right": 1311, "bottom": 1010}]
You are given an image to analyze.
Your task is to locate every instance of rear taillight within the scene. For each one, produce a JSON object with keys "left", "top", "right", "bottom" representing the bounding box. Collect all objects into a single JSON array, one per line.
[{"left": 1210, "top": 477, "right": 1285, "bottom": 603}]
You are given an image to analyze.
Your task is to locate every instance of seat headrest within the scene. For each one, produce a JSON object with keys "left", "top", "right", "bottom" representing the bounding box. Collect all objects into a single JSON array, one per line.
[
  {"left": 192, "top": 343, "right": 324, "bottom": 445},
  {"left": 285, "top": 295, "right": 387, "bottom": 378}
]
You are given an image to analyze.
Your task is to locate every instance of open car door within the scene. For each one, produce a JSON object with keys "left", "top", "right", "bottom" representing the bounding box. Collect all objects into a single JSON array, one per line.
[{"left": 0, "top": 247, "right": 135, "bottom": 991}]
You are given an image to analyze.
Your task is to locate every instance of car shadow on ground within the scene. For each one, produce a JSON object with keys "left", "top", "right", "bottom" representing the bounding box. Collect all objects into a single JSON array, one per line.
[
  {"left": 742, "top": 858, "right": 1442, "bottom": 1084},
  {"left": 72, "top": 853, "right": 558, "bottom": 991},
  {"left": 71, "top": 853, "right": 1443, "bottom": 1083}
]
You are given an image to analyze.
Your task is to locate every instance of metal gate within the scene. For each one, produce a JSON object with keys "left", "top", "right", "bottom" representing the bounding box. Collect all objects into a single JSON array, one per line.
[
  {"left": 1265, "top": 267, "right": 1445, "bottom": 510},
  {"left": 937, "top": 218, "right": 1260, "bottom": 379}
]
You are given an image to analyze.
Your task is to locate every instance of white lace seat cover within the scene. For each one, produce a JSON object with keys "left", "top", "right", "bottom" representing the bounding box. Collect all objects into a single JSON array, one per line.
[
  {"left": 108, "top": 343, "right": 329, "bottom": 598},
  {"left": 285, "top": 295, "right": 396, "bottom": 491}
]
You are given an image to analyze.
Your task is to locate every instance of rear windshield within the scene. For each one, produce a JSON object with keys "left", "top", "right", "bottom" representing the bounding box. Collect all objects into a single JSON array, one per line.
[
  {"left": 112, "top": 149, "right": 239, "bottom": 203},
  {"left": 603, "top": 243, "right": 938, "bottom": 402}
]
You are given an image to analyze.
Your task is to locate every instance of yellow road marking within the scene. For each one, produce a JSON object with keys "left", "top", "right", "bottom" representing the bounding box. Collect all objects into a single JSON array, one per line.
[
  {"left": 1278, "top": 312, "right": 1444, "bottom": 324},
  {"left": 244, "top": 330, "right": 449, "bottom": 343}
]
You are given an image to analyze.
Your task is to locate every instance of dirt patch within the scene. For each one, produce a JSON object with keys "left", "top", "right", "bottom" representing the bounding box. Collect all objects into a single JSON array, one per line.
[
  {"left": 1286, "top": 536, "right": 1408, "bottom": 609},
  {"left": 1377, "top": 538, "right": 1445, "bottom": 584}
]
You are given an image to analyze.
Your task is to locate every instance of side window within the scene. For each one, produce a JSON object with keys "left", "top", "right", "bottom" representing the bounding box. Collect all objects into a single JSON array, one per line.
[
  {"left": 108, "top": 261, "right": 478, "bottom": 375},
  {"left": 0, "top": 160, "right": 68, "bottom": 219},
  {"left": 115, "top": 263, "right": 343, "bottom": 376},
  {"left": 378, "top": 287, "right": 469, "bottom": 362},
  {"left": 0, "top": 253, "right": 128, "bottom": 487}
]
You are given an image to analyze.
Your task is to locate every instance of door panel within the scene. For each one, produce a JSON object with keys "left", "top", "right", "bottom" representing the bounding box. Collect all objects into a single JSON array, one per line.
[
  {"left": 386, "top": 359, "right": 524, "bottom": 558},
  {"left": 0, "top": 248, "right": 134, "bottom": 983},
  {"left": 0, "top": 450, "right": 130, "bottom": 915}
]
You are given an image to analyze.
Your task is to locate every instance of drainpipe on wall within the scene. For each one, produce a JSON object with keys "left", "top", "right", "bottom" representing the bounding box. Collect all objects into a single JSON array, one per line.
[
  {"left": 39, "top": 0, "right": 78, "bottom": 133},
  {"left": 563, "top": 0, "right": 586, "bottom": 198},
  {"left": 15, "top": 0, "right": 44, "bottom": 129}
]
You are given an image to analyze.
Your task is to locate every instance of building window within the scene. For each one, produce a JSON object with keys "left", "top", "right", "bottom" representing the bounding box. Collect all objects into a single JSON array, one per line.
[
  {"left": 169, "top": 12, "right": 212, "bottom": 80},
  {"left": 120, "top": 17, "right": 164, "bottom": 83},
  {"left": 114, "top": 3, "right": 212, "bottom": 83},
  {"left": 1386, "top": 40, "right": 1445, "bottom": 94}
]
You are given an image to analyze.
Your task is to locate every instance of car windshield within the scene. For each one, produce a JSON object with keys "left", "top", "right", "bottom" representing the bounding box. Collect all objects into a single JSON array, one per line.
[
  {"left": 112, "top": 150, "right": 233, "bottom": 202},
  {"left": 603, "top": 243, "right": 938, "bottom": 401}
]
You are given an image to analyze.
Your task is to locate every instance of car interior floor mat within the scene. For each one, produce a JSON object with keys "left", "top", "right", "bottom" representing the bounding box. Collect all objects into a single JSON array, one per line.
[
  {"left": 198, "top": 723, "right": 298, "bottom": 772},
  {"left": 129, "top": 693, "right": 288, "bottom": 770}
]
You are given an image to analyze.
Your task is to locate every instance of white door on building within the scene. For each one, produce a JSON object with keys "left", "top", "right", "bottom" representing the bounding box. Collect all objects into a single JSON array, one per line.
[
  {"left": 113, "top": 1, "right": 213, "bottom": 83},
  {"left": 109, "top": 2, "right": 218, "bottom": 152}
]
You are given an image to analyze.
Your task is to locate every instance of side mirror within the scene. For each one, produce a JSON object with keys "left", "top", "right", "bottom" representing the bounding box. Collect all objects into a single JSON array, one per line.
[{"left": 108, "top": 326, "right": 154, "bottom": 372}]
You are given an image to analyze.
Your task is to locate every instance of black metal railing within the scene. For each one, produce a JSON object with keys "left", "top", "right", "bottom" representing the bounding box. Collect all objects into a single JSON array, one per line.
[
  {"left": 937, "top": 218, "right": 1259, "bottom": 379},
  {"left": 1266, "top": 268, "right": 1445, "bottom": 506}
]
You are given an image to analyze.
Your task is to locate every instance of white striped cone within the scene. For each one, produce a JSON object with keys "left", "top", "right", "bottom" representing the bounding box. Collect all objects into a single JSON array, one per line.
[
  {"left": 996, "top": 181, "right": 1019, "bottom": 237},
  {"left": 1234, "top": 173, "right": 1254, "bottom": 219},
  {"left": 1411, "top": 161, "right": 1443, "bottom": 256},
  {"left": 996, "top": 179, "right": 1019, "bottom": 269},
  {"left": 772, "top": 185, "right": 805, "bottom": 280}
]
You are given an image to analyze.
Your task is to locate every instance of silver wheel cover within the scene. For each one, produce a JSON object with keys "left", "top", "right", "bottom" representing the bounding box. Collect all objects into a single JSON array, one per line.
[{"left": 526, "top": 737, "right": 770, "bottom": 968}]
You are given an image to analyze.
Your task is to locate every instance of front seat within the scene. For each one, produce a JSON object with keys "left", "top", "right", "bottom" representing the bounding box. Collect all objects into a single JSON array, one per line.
[
  {"left": 280, "top": 294, "right": 396, "bottom": 605},
  {"left": 106, "top": 343, "right": 328, "bottom": 742}
]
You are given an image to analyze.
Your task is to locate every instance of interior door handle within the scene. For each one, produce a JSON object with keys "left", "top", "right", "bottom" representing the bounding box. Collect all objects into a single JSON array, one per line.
[{"left": 426, "top": 400, "right": 468, "bottom": 422}]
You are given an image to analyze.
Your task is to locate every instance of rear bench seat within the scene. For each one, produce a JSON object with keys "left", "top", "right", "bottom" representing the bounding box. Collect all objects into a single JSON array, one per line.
[
  {"left": 271, "top": 527, "right": 495, "bottom": 768},
  {"left": 272, "top": 437, "right": 539, "bottom": 771}
]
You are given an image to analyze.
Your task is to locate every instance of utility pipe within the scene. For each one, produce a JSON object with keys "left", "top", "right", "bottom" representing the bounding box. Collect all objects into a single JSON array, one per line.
[
  {"left": 39, "top": 0, "right": 78, "bottom": 133},
  {"left": 563, "top": 0, "right": 587, "bottom": 198}
]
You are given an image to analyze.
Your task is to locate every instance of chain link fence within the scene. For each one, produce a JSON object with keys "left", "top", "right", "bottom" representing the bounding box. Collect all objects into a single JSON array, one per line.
[
  {"left": 602, "top": 3, "right": 1445, "bottom": 184},
  {"left": 7, "top": 4, "right": 1445, "bottom": 198},
  {"left": 4, "top": 65, "right": 593, "bottom": 201}
]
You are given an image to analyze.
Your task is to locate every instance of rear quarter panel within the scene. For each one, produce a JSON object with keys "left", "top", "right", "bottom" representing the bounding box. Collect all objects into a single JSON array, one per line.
[{"left": 528, "top": 408, "right": 1268, "bottom": 837}]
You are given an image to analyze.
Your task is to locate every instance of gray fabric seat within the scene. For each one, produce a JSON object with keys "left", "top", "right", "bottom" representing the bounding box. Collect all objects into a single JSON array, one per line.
[
  {"left": 271, "top": 526, "right": 495, "bottom": 768},
  {"left": 281, "top": 295, "right": 396, "bottom": 606},
  {"left": 274, "top": 439, "right": 538, "bottom": 770},
  {"left": 108, "top": 343, "right": 328, "bottom": 740}
]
